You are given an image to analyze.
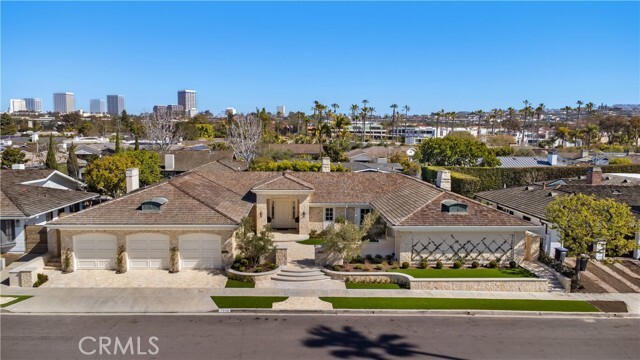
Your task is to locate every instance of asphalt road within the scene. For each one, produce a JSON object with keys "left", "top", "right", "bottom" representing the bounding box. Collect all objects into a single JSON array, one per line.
[{"left": 1, "top": 314, "right": 638, "bottom": 360}]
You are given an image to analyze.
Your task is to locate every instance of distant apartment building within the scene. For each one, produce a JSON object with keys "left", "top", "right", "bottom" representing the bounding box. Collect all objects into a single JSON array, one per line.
[
  {"left": 53, "top": 92, "right": 75, "bottom": 113},
  {"left": 90, "top": 99, "right": 106, "bottom": 114},
  {"left": 106, "top": 95, "right": 125, "bottom": 116},
  {"left": 23, "top": 98, "right": 42, "bottom": 112},
  {"left": 277, "top": 105, "right": 286, "bottom": 116},
  {"left": 153, "top": 104, "right": 184, "bottom": 118},
  {"left": 9, "top": 99, "right": 26, "bottom": 113},
  {"left": 177, "top": 90, "right": 196, "bottom": 114}
]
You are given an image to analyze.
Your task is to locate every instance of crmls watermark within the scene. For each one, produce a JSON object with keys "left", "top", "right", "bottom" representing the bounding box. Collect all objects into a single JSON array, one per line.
[{"left": 78, "top": 336, "right": 159, "bottom": 356}]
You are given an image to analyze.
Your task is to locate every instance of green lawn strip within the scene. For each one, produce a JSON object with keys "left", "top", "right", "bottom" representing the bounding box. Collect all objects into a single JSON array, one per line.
[
  {"left": 388, "top": 267, "right": 535, "bottom": 278},
  {"left": 211, "top": 296, "right": 288, "bottom": 309},
  {"left": 225, "top": 279, "right": 255, "bottom": 288},
  {"left": 320, "top": 297, "right": 599, "bottom": 312},
  {"left": 346, "top": 282, "right": 404, "bottom": 290},
  {"left": 296, "top": 238, "right": 325, "bottom": 245},
  {"left": 1, "top": 295, "right": 33, "bottom": 308}
]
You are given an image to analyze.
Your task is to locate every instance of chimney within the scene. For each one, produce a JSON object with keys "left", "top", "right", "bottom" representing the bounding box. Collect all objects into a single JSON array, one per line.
[
  {"left": 165, "top": 153, "right": 175, "bottom": 171},
  {"left": 126, "top": 168, "right": 139, "bottom": 193},
  {"left": 436, "top": 170, "right": 451, "bottom": 191},
  {"left": 321, "top": 157, "right": 331, "bottom": 173},
  {"left": 581, "top": 149, "right": 590, "bottom": 158},
  {"left": 586, "top": 167, "right": 602, "bottom": 185},
  {"left": 11, "top": 164, "right": 25, "bottom": 170},
  {"left": 377, "top": 157, "right": 388, "bottom": 164},
  {"left": 547, "top": 152, "right": 558, "bottom": 166}
]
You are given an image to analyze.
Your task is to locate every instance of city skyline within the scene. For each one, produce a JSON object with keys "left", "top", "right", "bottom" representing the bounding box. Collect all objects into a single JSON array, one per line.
[{"left": 2, "top": 1, "right": 638, "bottom": 114}]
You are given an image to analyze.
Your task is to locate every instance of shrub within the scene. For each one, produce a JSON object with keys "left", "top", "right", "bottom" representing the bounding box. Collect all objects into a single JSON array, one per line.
[
  {"left": 33, "top": 273, "right": 49, "bottom": 287},
  {"left": 488, "top": 260, "right": 498, "bottom": 268},
  {"left": 609, "top": 157, "right": 632, "bottom": 165},
  {"left": 309, "top": 230, "right": 319, "bottom": 238},
  {"left": 453, "top": 260, "right": 462, "bottom": 269},
  {"left": 335, "top": 216, "right": 346, "bottom": 224},
  {"left": 331, "top": 264, "right": 342, "bottom": 271},
  {"left": 509, "top": 260, "right": 517, "bottom": 269},
  {"left": 401, "top": 262, "right": 410, "bottom": 269},
  {"left": 375, "top": 264, "right": 384, "bottom": 271},
  {"left": 390, "top": 261, "right": 399, "bottom": 269},
  {"left": 385, "top": 254, "right": 394, "bottom": 262},
  {"left": 471, "top": 260, "right": 480, "bottom": 269},
  {"left": 169, "top": 246, "right": 180, "bottom": 273},
  {"left": 354, "top": 264, "right": 363, "bottom": 270},
  {"left": 418, "top": 261, "right": 428, "bottom": 269},
  {"left": 62, "top": 248, "right": 72, "bottom": 273},
  {"left": 435, "top": 261, "right": 444, "bottom": 269}
]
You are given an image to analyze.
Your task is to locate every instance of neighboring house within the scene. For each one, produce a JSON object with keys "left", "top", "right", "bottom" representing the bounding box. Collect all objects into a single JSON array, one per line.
[
  {"left": 267, "top": 144, "right": 323, "bottom": 159},
  {"left": 48, "top": 162, "right": 535, "bottom": 272},
  {"left": 474, "top": 167, "right": 640, "bottom": 260},
  {"left": 346, "top": 146, "right": 416, "bottom": 163},
  {"left": 335, "top": 161, "right": 403, "bottom": 173},
  {"left": 159, "top": 150, "right": 236, "bottom": 177},
  {"left": 1, "top": 168, "right": 99, "bottom": 254}
]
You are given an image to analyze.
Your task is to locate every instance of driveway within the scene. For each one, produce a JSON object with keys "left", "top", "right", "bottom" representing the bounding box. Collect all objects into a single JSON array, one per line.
[{"left": 40, "top": 269, "right": 227, "bottom": 288}]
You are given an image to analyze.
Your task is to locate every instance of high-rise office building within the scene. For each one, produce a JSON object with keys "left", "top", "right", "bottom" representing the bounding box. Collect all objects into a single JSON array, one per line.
[
  {"left": 53, "top": 92, "right": 75, "bottom": 113},
  {"left": 177, "top": 90, "right": 196, "bottom": 114},
  {"left": 90, "top": 99, "right": 106, "bottom": 114},
  {"left": 107, "top": 95, "right": 125, "bottom": 116},
  {"left": 277, "top": 105, "right": 286, "bottom": 116},
  {"left": 9, "top": 99, "right": 26, "bottom": 113},
  {"left": 24, "top": 98, "right": 42, "bottom": 112}
]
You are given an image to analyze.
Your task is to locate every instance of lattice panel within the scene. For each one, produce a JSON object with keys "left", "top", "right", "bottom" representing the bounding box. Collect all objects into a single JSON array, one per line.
[{"left": 410, "top": 234, "right": 515, "bottom": 263}]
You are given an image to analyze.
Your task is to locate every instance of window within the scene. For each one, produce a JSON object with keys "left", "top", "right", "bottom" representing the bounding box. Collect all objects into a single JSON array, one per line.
[
  {"left": 522, "top": 216, "right": 531, "bottom": 221},
  {"left": 46, "top": 212, "right": 54, "bottom": 221},
  {"left": 70, "top": 203, "right": 81, "bottom": 213},
  {"left": 1, "top": 220, "right": 16, "bottom": 242},
  {"left": 324, "top": 208, "right": 334, "bottom": 222},
  {"left": 359, "top": 208, "right": 371, "bottom": 225}
]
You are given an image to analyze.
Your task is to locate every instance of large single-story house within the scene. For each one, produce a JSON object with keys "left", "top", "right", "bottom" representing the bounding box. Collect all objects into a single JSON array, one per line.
[
  {"left": 48, "top": 161, "right": 537, "bottom": 272},
  {"left": 475, "top": 167, "right": 640, "bottom": 259},
  {"left": 1, "top": 167, "right": 99, "bottom": 254}
]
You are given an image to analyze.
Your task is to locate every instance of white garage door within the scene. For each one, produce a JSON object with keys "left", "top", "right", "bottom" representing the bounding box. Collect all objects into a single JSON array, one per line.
[
  {"left": 127, "top": 234, "right": 169, "bottom": 269},
  {"left": 179, "top": 233, "right": 222, "bottom": 269},
  {"left": 74, "top": 234, "right": 117, "bottom": 270}
]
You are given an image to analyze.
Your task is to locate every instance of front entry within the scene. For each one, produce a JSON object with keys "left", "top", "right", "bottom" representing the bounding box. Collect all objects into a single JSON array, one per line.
[{"left": 271, "top": 199, "right": 296, "bottom": 229}]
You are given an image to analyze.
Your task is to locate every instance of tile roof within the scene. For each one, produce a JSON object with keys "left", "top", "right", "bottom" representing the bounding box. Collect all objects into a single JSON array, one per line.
[
  {"left": 252, "top": 173, "right": 314, "bottom": 191},
  {"left": 1, "top": 169, "right": 56, "bottom": 184},
  {"left": 159, "top": 150, "right": 234, "bottom": 172}
]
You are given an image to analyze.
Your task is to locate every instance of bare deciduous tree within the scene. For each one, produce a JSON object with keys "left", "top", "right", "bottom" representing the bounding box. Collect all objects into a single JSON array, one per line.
[
  {"left": 141, "top": 111, "right": 181, "bottom": 151},
  {"left": 229, "top": 114, "right": 262, "bottom": 163}
]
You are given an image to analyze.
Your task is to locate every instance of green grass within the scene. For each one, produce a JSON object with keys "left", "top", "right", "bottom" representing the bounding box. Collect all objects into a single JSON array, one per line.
[
  {"left": 225, "top": 279, "right": 255, "bottom": 288},
  {"left": 346, "top": 282, "right": 404, "bottom": 290},
  {"left": 296, "top": 238, "right": 325, "bottom": 245},
  {"left": 211, "top": 296, "right": 288, "bottom": 309},
  {"left": 388, "top": 267, "right": 536, "bottom": 278},
  {"left": 320, "top": 297, "right": 599, "bottom": 312},
  {"left": 1, "top": 295, "right": 33, "bottom": 308}
]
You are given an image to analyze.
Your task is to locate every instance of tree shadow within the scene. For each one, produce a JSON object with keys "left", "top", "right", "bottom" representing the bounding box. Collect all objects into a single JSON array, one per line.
[{"left": 303, "top": 325, "right": 467, "bottom": 360}]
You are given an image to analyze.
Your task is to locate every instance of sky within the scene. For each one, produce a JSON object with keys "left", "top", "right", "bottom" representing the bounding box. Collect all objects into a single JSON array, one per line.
[{"left": 2, "top": 1, "right": 639, "bottom": 115}]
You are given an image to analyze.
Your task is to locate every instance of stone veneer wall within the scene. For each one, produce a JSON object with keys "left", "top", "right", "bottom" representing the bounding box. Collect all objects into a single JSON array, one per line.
[{"left": 59, "top": 228, "right": 235, "bottom": 272}]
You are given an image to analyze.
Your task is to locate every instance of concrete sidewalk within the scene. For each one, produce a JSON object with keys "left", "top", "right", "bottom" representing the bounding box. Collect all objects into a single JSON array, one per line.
[{"left": 2, "top": 286, "right": 639, "bottom": 314}]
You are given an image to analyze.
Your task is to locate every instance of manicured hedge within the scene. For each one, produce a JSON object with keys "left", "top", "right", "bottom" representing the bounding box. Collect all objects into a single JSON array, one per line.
[{"left": 423, "top": 164, "right": 640, "bottom": 196}]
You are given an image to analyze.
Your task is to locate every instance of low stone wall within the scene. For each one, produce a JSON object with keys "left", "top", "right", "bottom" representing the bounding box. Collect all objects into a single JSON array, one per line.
[
  {"left": 226, "top": 266, "right": 282, "bottom": 283},
  {"left": 9, "top": 253, "right": 51, "bottom": 287},
  {"left": 322, "top": 268, "right": 548, "bottom": 292},
  {"left": 315, "top": 247, "right": 343, "bottom": 266}
]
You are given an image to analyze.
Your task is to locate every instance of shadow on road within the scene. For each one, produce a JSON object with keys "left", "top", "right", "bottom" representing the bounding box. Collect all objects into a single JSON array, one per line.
[{"left": 303, "top": 325, "right": 467, "bottom": 360}]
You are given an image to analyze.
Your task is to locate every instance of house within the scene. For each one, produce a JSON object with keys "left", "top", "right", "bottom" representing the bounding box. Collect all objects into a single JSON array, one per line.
[
  {"left": 1, "top": 167, "right": 99, "bottom": 254},
  {"left": 346, "top": 146, "right": 416, "bottom": 163},
  {"left": 48, "top": 159, "right": 536, "bottom": 272},
  {"left": 334, "top": 161, "right": 403, "bottom": 173},
  {"left": 474, "top": 167, "right": 640, "bottom": 260},
  {"left": 159, "top": 150, "right": 237, "bottom": 177}
]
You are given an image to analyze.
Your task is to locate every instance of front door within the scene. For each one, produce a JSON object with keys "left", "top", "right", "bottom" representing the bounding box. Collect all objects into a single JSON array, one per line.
[{"left": 272, "top": 199, "right": 294, "bottom": 229}]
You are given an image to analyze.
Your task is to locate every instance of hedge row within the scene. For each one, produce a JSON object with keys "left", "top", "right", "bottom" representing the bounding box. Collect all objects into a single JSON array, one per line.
[{"left": 423, "top": 164, "right": 640, "bottom": 196}]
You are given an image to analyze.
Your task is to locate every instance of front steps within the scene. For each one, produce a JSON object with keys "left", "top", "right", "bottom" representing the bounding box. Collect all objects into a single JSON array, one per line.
[
  {"left": 44, "top": 257, "right": 62, "bottom": 270},
  {"left": 271, "top": 267, "right": 332, "bottom": 282}
]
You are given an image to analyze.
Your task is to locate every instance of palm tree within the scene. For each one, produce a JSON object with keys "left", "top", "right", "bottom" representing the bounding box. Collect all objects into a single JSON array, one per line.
[
  {"left": 332, "top": 114, "right": 351, "bottom": 138},
  {"left": 520, "top": 100, "right": 531, "bottom": 146},
  {"left": 361, "top": 99, "right": 370, "bottom": 142},
  {"left": 437, "top": 109, "right": 445, "bottom": 137},
  {"left": 556, "top": 126, "right": 570, "bottom": 148},
  {"left": 402, "top": 105, "right": 411, "bottom": 140},
  {"left": 562, "top": 106, "right": 572, "bottom": 127},
  {"left": 535, "top": 103, "right": 546, "bottom": 144},
  {"left": 390, "top": 104, "right": 398, "bottom": 142},
  {"left": 576, "top": 100, "right": 584, "bottom": 129},
  {"left": 475, "top": 110, "right": 484, "bottom": 136},
  {"left": 448, "top": 112, "right": 456, "bottom": 133},
  {"left": 491, "top": 108, "right": 500, "bottom": 135},
  {"left": 331, "top": 103, "right": 340, "bottom": 114},
  {"left": 350, "top": 104, "right": 359, "bottom": 118}
]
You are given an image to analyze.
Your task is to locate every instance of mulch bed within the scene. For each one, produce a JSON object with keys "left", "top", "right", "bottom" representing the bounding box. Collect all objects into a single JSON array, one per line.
[
  {"left": 621, "top": 260, "right": 640, "bottom": 277},
  {"left": 587, "top": 301, "right": 628, "bottom": 313},
  {"left": 585, "top": 263, "right": 635, "bottom": 293},
  {"left": 607, "top": 264, "right": 640, "bottom": 289},
  {"left": 576, "top": 276, "right": 608, "bottom": 294}
]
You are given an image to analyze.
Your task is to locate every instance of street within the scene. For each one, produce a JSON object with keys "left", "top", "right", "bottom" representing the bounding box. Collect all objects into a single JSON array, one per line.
[{"left": 1, "top": 314, "right": 638, "bottom": 360}]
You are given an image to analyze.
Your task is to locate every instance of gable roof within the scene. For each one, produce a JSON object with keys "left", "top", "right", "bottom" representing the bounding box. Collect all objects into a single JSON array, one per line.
[
  {"left": 159, "top": 150, "right": 234, "bottom": 172},
  {"left": 252, "top": 173, "right": 314, "bottom": 191}
]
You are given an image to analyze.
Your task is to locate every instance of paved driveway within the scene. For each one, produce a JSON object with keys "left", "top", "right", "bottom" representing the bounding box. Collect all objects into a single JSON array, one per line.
[{"left": 40, "top": 269, "right": 227, "bottom": 288}]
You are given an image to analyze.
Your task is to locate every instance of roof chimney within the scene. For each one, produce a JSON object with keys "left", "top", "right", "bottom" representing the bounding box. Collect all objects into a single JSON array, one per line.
[
  {"left": 321, "top": 157, "right": 331, "bottom": 173},
  {"left": 586, "top": 167, "right": 602, "bottom": 185},
  {"left": 126, "top": 168, "right": 139, "bottom": 193},
  {"left": 11, "top": 163, "right": 25, "bottom": 170},
  {"left": 436, "top": 170, "right": 451, "bottom": 191},
  {"left": 547, "top": 152, "right": 558, "bottom": 166},
  {"left": 165, "top": 153, "right": 175, "bottom": 171}
]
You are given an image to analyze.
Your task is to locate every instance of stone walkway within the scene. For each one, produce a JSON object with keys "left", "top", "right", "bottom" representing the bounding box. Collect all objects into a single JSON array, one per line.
[
  {"left": 521, "top": 261, "right": 566, "bottom": 292},
  {"left": 39, "top": 269, "right": 227, "bottom": 288}
]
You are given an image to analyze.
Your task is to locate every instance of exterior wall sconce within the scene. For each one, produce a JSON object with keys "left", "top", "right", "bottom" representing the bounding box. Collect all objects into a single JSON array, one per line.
[{"left": 302, "top": 211, "right": 306, "bottom": 218}]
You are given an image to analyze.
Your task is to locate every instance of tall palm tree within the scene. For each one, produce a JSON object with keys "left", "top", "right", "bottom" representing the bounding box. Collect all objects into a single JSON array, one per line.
[
  {"left": 437, "top": 109, "right": 445, "bottom": 137},
  {"left": 576, "top": 100, "right": 584, "bottom": 130},
  {"left": 331, "top": 103, "right": 340, "bottom": 114},
  {"left": 349, "top": 104, "right": 359, "bottom": 118},
  {"left": 535, "top": 103, "right": 545, "bottom": 144},
  {"left": 520, "top": 100, "right": 531, "bottom": 146},
  {"left": 448, "top": 112, "right": 456, "bottom": 133},
  {"left": 562, "top": 106, "right": 572, "bottom": 127},
  {"left": 491, "top": 108, "right": 500, "bottom": 134},
  {"left": 475, "top": 110, "right": 484, "bottom": 136},
  {"left": 402, "top": 105, "right": 411, "bottom": 139},
  {"left": 390, "top": 104, "right": 398, "bottom": 142},
  {"left": 361, "top": 100, "right": 370, "bottom": 142}
]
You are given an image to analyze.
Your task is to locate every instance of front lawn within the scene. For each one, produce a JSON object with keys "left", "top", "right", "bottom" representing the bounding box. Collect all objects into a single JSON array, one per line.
[
  {"left": 225, "top": 279, "right": 255, "bottom": 288},
  {"left": 346, "top": 282, "right": 405, "bottom": 290},
  {"left": 388, "top": 267, "right": 535, "bottom": 278},
  {"left": 0, "top": 295, "right": 33, "bottom": 308},
  {"left": 320, "top": 297, "right": 599, "bottom": 312},
  {"left": 297, "top": 238, "right": 325, "bottom": 245},
  {"left": 211, "top": 296, "right": 288, "bottom": 309}
]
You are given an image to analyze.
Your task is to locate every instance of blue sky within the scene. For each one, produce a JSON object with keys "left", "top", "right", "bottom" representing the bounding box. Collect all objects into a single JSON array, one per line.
[{"left": 2, "top": 1, "right": 639, "bottom": 115}]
